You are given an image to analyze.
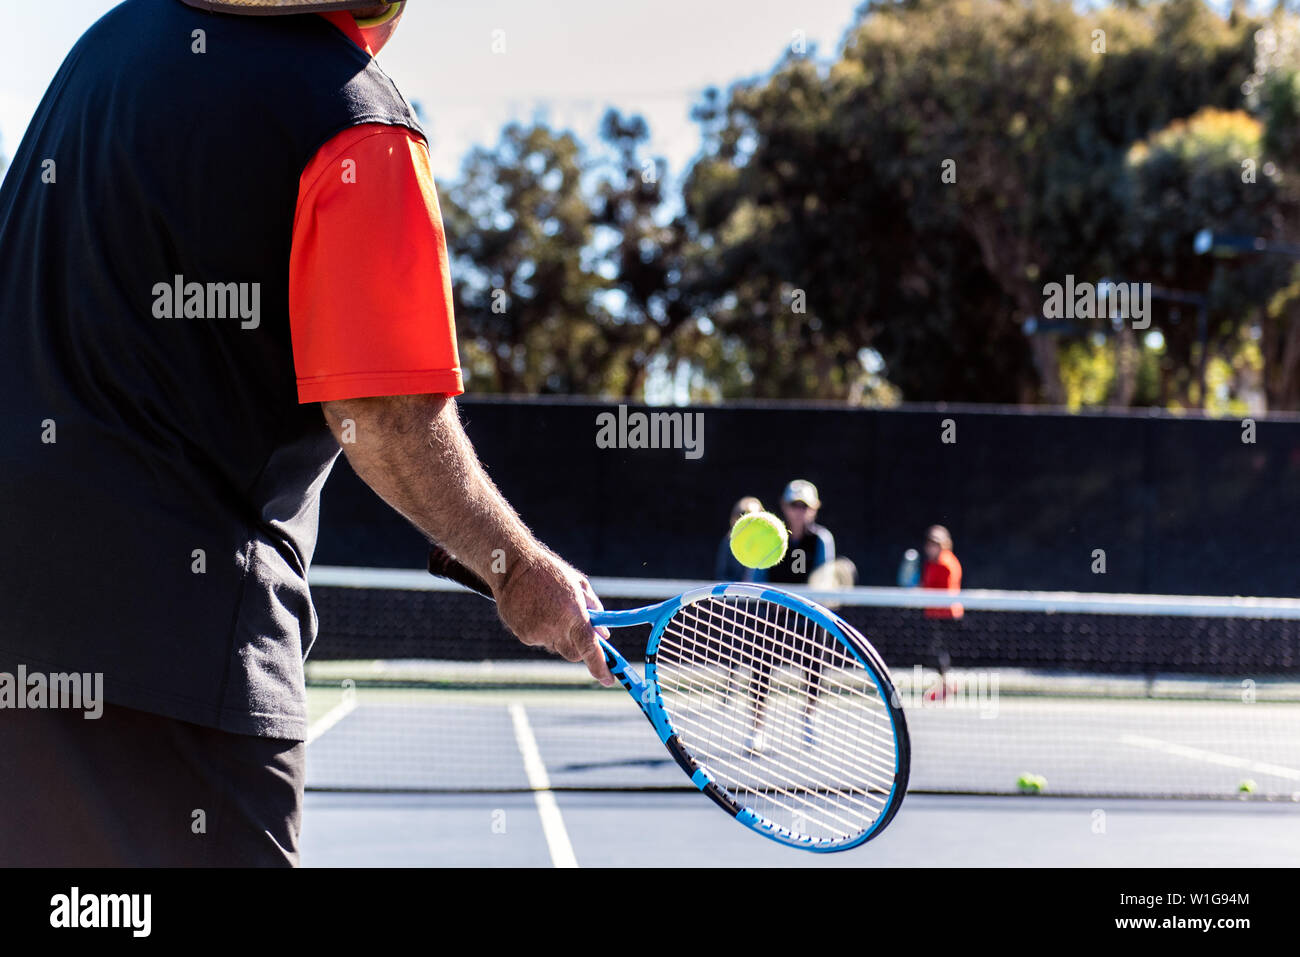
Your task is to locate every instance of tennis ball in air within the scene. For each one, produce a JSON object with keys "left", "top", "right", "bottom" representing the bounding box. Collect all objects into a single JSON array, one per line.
[
  {"left": 1238, "top": 779, "right": 1257, "bottom": 794},
  {"left": 730, "top": 511, "right": 788, "bottom": 570},
  {"left": 1017, "top": 773, "right": 1043, "bottom": 794}
]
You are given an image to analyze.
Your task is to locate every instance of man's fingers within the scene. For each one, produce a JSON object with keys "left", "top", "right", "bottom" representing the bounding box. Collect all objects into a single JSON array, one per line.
[
  {"left": 496, "top": 560, "right": 614, "bottom": 685},
  {"left": 565, "top": 604, "right": 614, "bottom": 686},
  {"left": 578, "top": 577, "right": 603, "bottom": 609},
  {"left": 578, "top": 579, "right": 611, "bottom": 639},
  {"left": 581, "top": 630, "right": 616, "bottom": 687}
]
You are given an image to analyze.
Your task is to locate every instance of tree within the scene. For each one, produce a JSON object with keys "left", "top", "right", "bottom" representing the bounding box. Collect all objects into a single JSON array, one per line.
[
  {"left": 1120, "top": 108, "right": 1298, "bottom": 410},
  {"left": 679, "top": 0, "right": 1263, "bottom": 404},
  {"left": 1241, "top": 13, "right": 1300, "bottom": 409},
  {"left": 440, "top": 123, "right": 622, "bottom": 394},
  {"left": 589, "top": 109, "right": 696, "bottom": 399},
  {"left": 440, "top": 1, "right": 1298, "bottom": 409}
]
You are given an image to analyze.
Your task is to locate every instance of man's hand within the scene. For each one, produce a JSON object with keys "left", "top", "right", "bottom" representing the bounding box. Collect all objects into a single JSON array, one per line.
[
  {"left": 320, "top": 394, "right": 613, "bottom": 686},
  {"left": 495, "top": 551, "right": 614, "bottom": 686}
]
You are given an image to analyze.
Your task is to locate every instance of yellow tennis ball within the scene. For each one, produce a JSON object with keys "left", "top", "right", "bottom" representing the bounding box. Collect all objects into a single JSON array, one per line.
[
  {"left": 729, "top": 511, "right": 788, "bottom": 570},
  {"left": 1017, "top": 773, "right": 1045, "bottom": 794}
]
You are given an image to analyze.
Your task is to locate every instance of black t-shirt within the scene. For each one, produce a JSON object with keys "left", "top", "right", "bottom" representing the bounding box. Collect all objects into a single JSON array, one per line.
[
  {"left": 0, "top": 0, "right": 423, "bottom": 740},
  {"left": 761, "top": 523, "right": 836, "bottom": 585}
]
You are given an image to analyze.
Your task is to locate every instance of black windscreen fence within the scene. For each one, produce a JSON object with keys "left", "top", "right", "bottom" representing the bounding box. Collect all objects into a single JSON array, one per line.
[{"left": 315, "top": 400, "right": 1300, "bottom": 597}]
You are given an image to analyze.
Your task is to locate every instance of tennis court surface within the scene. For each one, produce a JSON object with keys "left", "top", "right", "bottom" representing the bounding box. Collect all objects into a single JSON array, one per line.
[{"left": 300, "top": 567, "right": 1300, "bottom": 866}]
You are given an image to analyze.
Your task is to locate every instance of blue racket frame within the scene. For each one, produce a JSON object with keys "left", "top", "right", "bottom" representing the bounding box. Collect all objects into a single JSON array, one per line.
[
  {"left": 590, "top": 582, "right": 910, "bottom": 852},
  {"left": 425, "top": 549, "right": 909, "bottom": 852}
]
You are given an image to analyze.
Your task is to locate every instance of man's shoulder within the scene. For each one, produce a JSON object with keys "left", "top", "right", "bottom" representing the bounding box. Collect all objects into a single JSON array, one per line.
[{"left": 808, "top": 523, "right": 835, "bottom": 544}]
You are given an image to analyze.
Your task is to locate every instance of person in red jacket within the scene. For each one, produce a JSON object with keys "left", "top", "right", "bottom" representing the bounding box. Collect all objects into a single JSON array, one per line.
[
  {"left": 922, "top": 525, "right": 963, "bottom": 618},
  {"left": 921, "top": 525, "right": 962, "bottom": 701}
]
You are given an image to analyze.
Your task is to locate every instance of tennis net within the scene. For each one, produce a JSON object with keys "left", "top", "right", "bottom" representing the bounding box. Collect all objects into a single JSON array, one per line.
[{"left": 303, "top": 567, "right": 1300, "bottom": 799}]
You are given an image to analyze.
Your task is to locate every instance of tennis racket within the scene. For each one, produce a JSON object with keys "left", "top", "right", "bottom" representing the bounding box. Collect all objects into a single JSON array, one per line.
[{"left": 428, "top": 546, "right": 910, "bottom": 852}]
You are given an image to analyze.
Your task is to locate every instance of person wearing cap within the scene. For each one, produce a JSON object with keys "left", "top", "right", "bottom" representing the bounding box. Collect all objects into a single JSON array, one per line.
[
  {"left": 0, "top": 0, "right": 613, "bottom": 866},
  {"left": 756, "top": 480, "right": 837, "bottom": 586},
  {"left": 744, "top": 480, "right": 836, "bottom": 752},
  {"left": 715, "top": 496, "right": 763, "bottom": 582}
]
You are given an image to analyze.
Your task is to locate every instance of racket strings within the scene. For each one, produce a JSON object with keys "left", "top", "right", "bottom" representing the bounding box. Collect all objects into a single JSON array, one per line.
[
  {"left": 660, "top": 621, "right": 894, "bottom": 806},
  {"left": 656, "top": 674, "right": 894, "bottom": 794},
  {"left": 659, "top": 601, "right": 890, "bottom": 838},
  {"left": 667, "top": 605, "right": 886, "bottom": 701},
  {"left": 665, "top": 603, "right": 891, "bottom": 752},
  {"left": 654, "top": 637, "right": 896, "bottom": 778},
  {"left": 677, "top": 598, "right": 865, "bottom": 672},
  {"left": 654, "top": 596, "right": 898, "bottom": 844}
]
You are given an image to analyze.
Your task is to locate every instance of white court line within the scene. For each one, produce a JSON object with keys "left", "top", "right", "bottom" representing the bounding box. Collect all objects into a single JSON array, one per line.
[
  {"left": 306, "top": 692, "right": 358, "bottom": 745},
  {"left": 1120, "top": 733, "right": 1300, "bottom": 782},
  {"left": 509, "top": 702, "right": 578, "bottom": 868}
]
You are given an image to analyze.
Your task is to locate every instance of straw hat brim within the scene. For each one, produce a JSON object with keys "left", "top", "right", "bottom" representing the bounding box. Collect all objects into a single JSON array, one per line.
[{"left": 179, "top": 0, "right": 392, "bottom": 14}]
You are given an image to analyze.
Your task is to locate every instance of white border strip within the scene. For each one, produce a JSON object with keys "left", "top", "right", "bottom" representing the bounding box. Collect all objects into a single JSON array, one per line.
[
  {"left": 508, "top": 702, "right": 578, "bottom": 868},
  {"left": 309, "top": 565, "right": 1300, "bottom": 619}
]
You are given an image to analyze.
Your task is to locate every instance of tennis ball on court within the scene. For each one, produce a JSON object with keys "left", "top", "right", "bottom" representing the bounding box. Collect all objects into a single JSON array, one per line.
[
  {"left": 730, "top": 511, "right": 788, "bottom": 570},
  {"left": 1238, "top": 779, "right": 1257, "bottom": 794}
]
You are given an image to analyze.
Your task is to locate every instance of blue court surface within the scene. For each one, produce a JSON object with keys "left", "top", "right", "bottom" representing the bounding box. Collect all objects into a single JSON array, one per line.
[
  {"left": 299, "top": 658, "right": 1300, "bottom": 866},
  {"left": 302, "top": 792, "right": 1300, "bottom": 867}
]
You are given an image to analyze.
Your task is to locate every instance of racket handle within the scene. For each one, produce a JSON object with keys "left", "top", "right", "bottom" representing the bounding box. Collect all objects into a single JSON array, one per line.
[
  {"left": 597, "top": 636, "right": 624, "bottom": 672},
  {"left": 427, "top": 545, "right": 495, "bottom": 599},
  {"left": 429, "top": 546, "right": 625, "bottom": 678}
]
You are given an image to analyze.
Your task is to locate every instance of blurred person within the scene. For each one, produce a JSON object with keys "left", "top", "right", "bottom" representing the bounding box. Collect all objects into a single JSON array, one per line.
[
  {"left": 921, "top": 525, "right": 963, "bottom": 616},
  {"left": 757, "top": 480, "right": 835, "bottom": 586},
  {"left": 748, "top": 480, "right": 839, "bottom": 752},
  {"left": 897, "top": 548, "right": 921, "bottom": 588},
  {"left": 921, "top": 525, "right": 963, "bottom": 702},
  {"left": 715, "top": 496, "right": 763, "bottom": 582},
  {"left": 808, "top": 555, "right": 858, "bottom": 593},
  {"left": 0, "top": 0, "right": 612, "bottom": 867}
]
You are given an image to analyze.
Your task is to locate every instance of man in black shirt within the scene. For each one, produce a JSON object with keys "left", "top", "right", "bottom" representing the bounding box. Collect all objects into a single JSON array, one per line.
[
  {"left": 757, "top": 480, "right": 837, "bottom": 585},
  {"left": 0, "top": 0, "right": 610, "bottom": 867},
  {"left": 746, "top": 480, "right": 839, "bottom": 752}
]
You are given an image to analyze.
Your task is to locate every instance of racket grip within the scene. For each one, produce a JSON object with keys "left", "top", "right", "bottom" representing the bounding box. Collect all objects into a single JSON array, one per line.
[
  {"left": 597, "top": 636, "right": 638, "bottom": 698},
  {"left": 431, "top": 546, "right": 627, "bottom": 683},
  {"left": 597, "top": 636, "right": 623, "bottom": 672},
  {"left": 427, "top": 546, "right": 495, "bottom": 599}
]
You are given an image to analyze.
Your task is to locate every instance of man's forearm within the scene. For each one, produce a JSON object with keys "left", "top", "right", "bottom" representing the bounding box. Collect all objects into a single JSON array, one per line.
[{"left": 320, "top": 394, "right": 542, "bottom": 590}]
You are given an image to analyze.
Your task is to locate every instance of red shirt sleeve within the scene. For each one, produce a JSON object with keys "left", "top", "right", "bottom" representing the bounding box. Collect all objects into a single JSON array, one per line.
[{"left": 288, "top": 123, "right": 464, "bottom": 403}]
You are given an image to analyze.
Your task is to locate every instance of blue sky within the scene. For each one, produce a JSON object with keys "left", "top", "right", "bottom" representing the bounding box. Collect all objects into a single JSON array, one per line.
[{"left": 0, "top": 0, "right": 864, "bottom": 185}]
